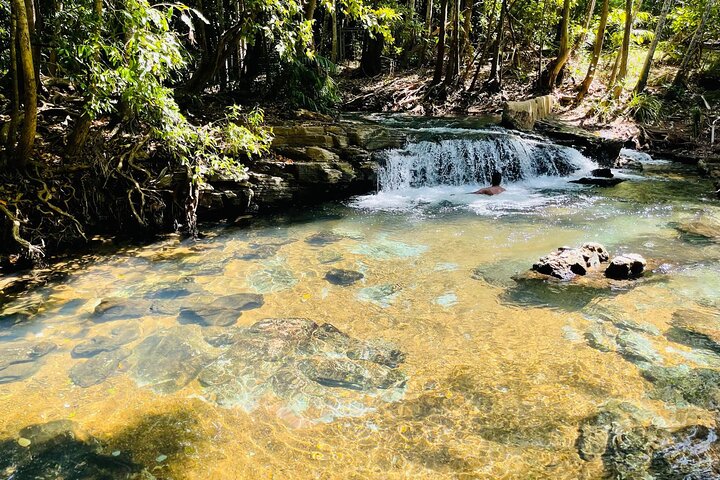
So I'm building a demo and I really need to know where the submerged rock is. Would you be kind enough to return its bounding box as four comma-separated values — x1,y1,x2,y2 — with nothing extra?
605,254,646,279
676,212,720,241
324,269,364,286
317,249,343,264
71,323,141,358
577,402,720,479
616,330,662,365
667,308,720,353
199,318,406,420
0,341,56,384
246,261,298,293
0,420,154,479
356,284,400,308
569,177,625,187
305,232,344,246
129,326,212,393
178,293,264,327
641,365,720,409
92,298,149,322
69,349,131,388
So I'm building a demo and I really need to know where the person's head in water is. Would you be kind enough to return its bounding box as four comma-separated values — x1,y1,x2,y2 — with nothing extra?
491,172,502,187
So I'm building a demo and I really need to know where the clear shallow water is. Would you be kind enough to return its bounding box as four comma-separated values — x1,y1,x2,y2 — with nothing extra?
2,127,720,478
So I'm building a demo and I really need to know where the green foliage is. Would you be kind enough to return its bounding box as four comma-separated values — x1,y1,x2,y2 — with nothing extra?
55,0,186,122
279,55,340,112
626,92,662,123
53,0,272,179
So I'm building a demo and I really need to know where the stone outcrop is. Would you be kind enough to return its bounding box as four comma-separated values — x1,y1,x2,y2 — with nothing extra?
536,120,624,167
605,254,647,279
196,121,405,220
501,95,556,131
532,243,610,280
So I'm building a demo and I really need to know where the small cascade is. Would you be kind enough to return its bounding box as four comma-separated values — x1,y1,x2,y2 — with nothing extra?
377,132,595,190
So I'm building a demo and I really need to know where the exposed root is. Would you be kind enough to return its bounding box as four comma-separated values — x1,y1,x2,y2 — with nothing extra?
0,202,45,262
31,169,87,240
115,135,152,226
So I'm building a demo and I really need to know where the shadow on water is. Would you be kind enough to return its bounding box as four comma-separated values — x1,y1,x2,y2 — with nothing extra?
0,410,201,480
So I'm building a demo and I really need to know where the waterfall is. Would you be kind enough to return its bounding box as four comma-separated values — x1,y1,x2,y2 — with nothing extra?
377,132,595,191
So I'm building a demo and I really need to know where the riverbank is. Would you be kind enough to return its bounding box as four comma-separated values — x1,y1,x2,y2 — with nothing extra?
2,86,717,284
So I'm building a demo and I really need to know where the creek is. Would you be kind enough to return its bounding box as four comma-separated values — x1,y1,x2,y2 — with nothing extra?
1,116,720,479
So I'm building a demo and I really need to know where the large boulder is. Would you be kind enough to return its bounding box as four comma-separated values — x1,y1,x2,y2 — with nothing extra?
605,254,647,279
532,243,609,280
501,95,555,131
676,211,720,241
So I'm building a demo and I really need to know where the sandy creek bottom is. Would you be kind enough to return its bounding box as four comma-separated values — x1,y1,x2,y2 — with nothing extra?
1,160,720,479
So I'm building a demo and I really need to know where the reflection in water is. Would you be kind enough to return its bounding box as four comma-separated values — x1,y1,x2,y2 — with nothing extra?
2,141,720,478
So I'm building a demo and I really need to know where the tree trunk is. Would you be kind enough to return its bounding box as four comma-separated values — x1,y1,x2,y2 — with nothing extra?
331,0,338,62
23,0,40,89
425,0,434,34
432,0,448,84
571,0,596,54
48,0,61,77
542,0,571,91
634,0,672,94
444,0,460,84
612,0,633,97
6,5,20,155
576,0,609,101
486,0,507,92
10,0,37,168
673,0,715,87
305,0,317,21
461,0,472,58
360,32,384,76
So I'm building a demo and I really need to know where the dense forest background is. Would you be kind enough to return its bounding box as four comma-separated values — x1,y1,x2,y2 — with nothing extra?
0,0,719,266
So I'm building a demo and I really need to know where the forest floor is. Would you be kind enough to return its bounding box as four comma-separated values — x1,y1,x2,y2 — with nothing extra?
339,60,720,164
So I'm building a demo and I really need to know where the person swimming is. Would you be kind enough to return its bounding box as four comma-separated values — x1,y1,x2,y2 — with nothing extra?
471,171,506,195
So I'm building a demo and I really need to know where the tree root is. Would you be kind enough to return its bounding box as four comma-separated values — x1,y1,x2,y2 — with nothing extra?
0,201,45,262
31,169,87,240
115,135,151,226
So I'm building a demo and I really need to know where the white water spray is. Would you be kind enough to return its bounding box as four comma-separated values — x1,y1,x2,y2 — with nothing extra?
377,133,595,191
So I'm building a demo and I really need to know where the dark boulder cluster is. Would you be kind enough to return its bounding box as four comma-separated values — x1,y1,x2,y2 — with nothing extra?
531,243,646,281
577,402,720,479
569,168,625,187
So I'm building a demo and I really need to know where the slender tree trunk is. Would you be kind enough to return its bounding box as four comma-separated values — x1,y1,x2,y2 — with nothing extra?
634,0,672,94
425,0,434,34
542,0,571,91
331,0,338,62
577,0,609,101
6,6,21,154
432,0,448,84
66,0,103,157
23,0,40,88
612,0,633,97
571,0,596,54
444,0,460,83
48,0,61,77
305,0,317,20
461,0,472,58
486,0,507,91
673,0,715,86
10,0,37,168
